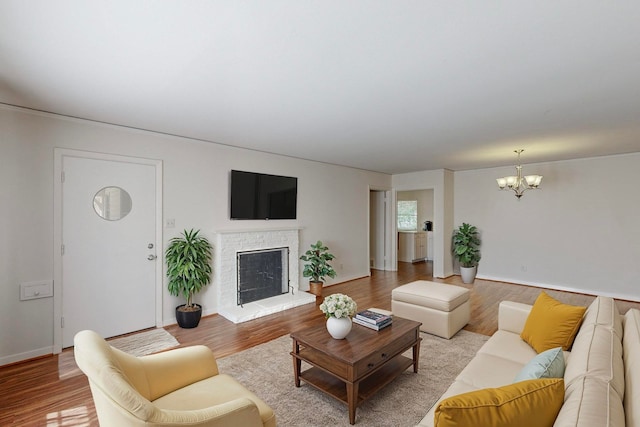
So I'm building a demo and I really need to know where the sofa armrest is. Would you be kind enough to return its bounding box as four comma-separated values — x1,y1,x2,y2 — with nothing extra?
139,345,220,400
498,301,533,335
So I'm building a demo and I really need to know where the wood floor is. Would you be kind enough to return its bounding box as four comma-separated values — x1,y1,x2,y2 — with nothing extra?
2,262,639,426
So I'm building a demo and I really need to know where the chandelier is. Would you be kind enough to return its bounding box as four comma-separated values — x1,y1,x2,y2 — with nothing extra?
496,149,543,199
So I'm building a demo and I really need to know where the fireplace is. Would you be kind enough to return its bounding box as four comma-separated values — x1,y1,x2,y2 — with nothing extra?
214,228,315,323
237,247,289,305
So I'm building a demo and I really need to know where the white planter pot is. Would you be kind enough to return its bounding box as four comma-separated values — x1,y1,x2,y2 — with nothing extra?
460,266,477,284
326,316,353,339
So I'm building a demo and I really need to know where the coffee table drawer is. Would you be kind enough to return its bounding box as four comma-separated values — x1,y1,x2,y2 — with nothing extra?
354,330,416,377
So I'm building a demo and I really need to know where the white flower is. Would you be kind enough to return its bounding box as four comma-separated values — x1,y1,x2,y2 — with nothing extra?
320,293,357,319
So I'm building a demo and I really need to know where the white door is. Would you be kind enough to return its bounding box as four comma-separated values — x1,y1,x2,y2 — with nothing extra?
61,155,157,348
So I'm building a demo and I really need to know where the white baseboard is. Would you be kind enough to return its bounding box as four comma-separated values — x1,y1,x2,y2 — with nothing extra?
476,274,640,303
0,346,52,367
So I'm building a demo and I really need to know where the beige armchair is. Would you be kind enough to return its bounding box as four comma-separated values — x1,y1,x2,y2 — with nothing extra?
74,330,276,427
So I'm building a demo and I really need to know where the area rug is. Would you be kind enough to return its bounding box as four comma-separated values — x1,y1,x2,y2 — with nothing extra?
107,328,179,356
217,329,489,427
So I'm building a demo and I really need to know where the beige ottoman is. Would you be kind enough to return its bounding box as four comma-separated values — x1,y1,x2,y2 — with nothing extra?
391,280,470,339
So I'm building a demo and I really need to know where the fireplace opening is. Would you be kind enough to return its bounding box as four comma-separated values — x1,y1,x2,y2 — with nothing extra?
237,247,289,305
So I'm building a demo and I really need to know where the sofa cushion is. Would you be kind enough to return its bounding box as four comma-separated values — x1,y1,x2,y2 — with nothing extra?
581,296,623,337
564,324,625,399
153,373,276,427
553,376,625,427
477,330,538,364
455,353,526,390
623,309,640,427
433,379,564,427
514,347,565,382
553,296,625,427
520,292,586,353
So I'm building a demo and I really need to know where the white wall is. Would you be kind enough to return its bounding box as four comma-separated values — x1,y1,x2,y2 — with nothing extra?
0,106,390,364
4,102,638,364
454,154,640,301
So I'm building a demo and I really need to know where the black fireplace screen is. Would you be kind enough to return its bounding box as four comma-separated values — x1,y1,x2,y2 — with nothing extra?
237,247,289,305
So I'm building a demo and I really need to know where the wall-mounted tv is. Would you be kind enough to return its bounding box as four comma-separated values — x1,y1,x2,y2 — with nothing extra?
230,170,298,220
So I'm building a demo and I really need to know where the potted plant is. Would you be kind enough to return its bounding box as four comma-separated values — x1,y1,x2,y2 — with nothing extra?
166,229,213,328
452,223,481,284
300,240,337,296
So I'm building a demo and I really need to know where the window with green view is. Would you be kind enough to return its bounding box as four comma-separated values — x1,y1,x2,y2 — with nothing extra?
397,200,418,231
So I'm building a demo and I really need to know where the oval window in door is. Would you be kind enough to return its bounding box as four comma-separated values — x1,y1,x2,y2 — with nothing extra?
93,186,133,221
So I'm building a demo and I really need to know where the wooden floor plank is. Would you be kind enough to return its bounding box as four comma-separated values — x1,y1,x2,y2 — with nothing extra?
1,261,638,426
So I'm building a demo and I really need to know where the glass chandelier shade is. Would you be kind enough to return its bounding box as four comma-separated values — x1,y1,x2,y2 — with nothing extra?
496,149,543,199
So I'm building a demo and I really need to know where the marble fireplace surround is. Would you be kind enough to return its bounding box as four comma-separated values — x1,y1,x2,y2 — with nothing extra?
214,228,315,323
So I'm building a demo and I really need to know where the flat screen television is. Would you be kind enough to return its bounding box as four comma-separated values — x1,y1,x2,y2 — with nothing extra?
230,170,298,220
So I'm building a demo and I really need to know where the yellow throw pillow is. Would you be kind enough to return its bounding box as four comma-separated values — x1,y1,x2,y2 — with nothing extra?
434,379,564,427
520,292,586,353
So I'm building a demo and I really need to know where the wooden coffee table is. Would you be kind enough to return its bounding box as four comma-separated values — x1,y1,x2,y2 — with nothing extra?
290,316,422,424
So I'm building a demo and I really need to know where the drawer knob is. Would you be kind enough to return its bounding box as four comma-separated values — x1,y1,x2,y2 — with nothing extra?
368,363,374,369
381,353,387,358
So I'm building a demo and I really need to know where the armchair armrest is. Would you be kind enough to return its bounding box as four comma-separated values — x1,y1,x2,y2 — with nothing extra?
139,345,219,401
153,397,264,427
498,301,533,335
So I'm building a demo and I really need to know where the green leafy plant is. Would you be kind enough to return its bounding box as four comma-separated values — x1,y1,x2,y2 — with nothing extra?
300,240,337,283
452,223,481,268
165,229,213,310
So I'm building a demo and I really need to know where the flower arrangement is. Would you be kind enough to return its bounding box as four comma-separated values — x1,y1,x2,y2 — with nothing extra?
319,293,357,319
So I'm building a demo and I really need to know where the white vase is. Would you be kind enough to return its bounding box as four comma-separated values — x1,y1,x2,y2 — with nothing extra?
460,266,477,284
326,316,352,339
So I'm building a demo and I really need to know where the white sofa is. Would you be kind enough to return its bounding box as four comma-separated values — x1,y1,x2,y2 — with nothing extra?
419,295,640,427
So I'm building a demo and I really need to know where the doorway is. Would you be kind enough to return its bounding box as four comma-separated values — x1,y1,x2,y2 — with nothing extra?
369,189,394,271
396,189,435,272
53,149,163,351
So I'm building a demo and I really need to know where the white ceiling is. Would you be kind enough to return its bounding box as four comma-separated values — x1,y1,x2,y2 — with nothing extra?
2,1,640,174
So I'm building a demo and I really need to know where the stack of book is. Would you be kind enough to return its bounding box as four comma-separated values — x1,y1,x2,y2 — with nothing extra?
353,309,392,331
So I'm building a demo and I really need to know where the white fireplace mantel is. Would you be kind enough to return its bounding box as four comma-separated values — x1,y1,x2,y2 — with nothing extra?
214,226,304,235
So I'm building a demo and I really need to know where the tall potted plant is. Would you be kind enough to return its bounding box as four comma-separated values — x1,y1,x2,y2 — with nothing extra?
166,229,213,328
300,240,337,296
452,223,481,284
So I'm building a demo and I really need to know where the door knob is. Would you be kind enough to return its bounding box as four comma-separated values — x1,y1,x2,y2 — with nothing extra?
147,254,157,260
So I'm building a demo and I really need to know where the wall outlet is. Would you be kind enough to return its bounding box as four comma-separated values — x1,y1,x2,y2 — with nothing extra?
165,218,175,228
